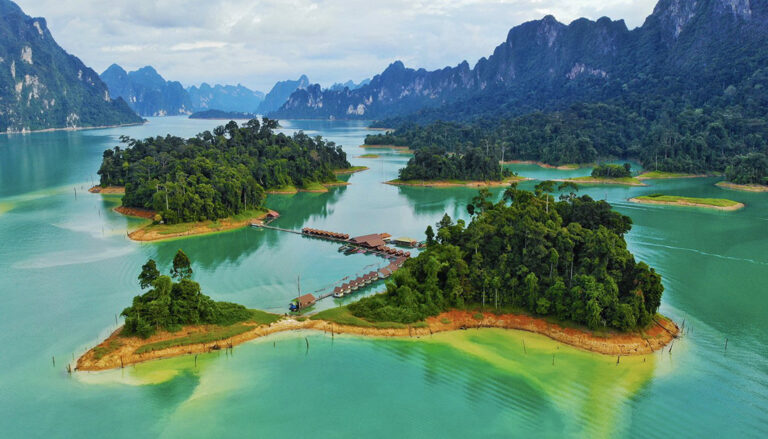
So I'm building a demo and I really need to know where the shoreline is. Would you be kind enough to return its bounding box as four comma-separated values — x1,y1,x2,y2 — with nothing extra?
386,177,531,188
629,197,744,211
88,186,125,195
76,310,679,372
637,171,711,180
552,177,646,187
125,210,273,241
501,160,587,170
333,166,369,175
716,181,768,192
359,144,413,154
1,121,146,136
266,182,349,194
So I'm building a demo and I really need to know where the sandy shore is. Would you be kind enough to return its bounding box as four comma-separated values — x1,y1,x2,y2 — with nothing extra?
636,172,711,180
386,177,530,188
716,181,768,192
629,197,744,211
88,186,126,194
76,310,678,371
125,210,273,241
333,166,369,175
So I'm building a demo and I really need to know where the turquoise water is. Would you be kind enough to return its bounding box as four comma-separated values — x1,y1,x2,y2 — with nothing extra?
0,117,766,437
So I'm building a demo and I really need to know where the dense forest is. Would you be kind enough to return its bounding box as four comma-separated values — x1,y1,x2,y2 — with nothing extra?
592,164,632,179
397,147,511,181
122,250,252,338
350,184,663,331
98,118,351,224
366,92,768,181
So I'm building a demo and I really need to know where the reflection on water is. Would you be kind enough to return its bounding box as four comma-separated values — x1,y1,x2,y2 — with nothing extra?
1,117,767,437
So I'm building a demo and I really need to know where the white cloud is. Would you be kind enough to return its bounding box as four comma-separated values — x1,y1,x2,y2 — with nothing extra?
17,0,658,91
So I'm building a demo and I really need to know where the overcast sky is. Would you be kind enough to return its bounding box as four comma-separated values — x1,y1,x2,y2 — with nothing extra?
18,0,658,92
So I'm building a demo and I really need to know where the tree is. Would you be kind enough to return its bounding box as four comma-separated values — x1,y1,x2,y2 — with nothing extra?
425,225,435,245
171,249,193,280
138,259,160,289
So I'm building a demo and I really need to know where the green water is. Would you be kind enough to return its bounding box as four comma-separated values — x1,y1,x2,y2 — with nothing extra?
1,117,766,437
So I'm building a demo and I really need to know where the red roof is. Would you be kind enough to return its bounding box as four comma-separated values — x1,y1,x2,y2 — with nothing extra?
295,293,316,308
351,234,387,248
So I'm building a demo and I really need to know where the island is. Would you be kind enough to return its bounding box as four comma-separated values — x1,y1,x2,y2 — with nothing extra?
386,146,529,187
188,109,259,120
636,171,711,180
554,163,645,186
93,118,354,241
630,194,744,210
78,188,678,371
716,152,768,192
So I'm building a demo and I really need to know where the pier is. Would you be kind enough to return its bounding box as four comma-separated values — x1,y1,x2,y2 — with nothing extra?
250,222,413,307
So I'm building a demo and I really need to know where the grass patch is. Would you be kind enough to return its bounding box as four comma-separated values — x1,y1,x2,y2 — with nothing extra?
140,209,268,235
473,312,485,321
93,339,123,360
440,318,451,325
310,306,408,329
569,176,643,185
359,154,380,158
268,184,298,194
245,309,282,325
333,166,369,175
637,171,699,179
135,324,253,355
635,194,741,208
301,181,328,192
411,322,429,328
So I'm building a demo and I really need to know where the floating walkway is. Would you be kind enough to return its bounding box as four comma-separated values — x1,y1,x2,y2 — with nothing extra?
250,222,413,307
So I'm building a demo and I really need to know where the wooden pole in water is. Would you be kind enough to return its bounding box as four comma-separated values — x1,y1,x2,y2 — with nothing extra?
552,354,555,366
52,356,55,366
120,356,124,369
724,338,728,353
195,354,198,367
616,355,620,365
305,337,309,355
522,339,527,354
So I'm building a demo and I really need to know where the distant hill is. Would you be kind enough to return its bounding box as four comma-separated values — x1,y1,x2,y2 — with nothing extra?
328,78,370,91
256,74,310,114
271,0,768,124
187,83,264,113
0,0,141,133
188,109,257,120
100,64,192,117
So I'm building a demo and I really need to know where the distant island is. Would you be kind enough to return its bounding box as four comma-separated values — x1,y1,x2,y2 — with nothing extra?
386,146,529,187
718,152,768,192
551,163,646,186
630,194,744,211
93,117,354,241
78,187,678,371
189,109,259,120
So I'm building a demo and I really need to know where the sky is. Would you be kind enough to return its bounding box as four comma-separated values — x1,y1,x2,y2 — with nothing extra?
18,0,658,92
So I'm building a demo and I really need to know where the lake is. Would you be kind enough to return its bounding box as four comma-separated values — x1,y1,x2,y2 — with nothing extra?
0,117,766,437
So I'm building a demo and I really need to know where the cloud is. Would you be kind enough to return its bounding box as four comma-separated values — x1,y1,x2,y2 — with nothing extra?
18,0,658,91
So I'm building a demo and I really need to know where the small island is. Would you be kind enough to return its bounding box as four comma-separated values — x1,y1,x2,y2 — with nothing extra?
78,187,678,371
716,152,768,191
555,163,645,186
386,146,529,187
189,109,259,120
636,171,711,180
630,194,744,210
94,118,355,241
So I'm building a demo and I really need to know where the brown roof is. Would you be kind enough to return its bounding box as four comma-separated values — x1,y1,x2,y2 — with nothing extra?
351,234,386,248
295,293,316,308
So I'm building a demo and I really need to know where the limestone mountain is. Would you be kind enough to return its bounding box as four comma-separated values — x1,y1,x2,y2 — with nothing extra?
271,0,768,123
100,64,192,117
0,0,141,133
187,83,264,113
256,74,310,114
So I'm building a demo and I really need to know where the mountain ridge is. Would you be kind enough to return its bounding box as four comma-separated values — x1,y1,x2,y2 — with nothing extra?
0,0,142,133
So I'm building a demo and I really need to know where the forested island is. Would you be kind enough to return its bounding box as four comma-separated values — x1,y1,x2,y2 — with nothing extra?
189,110,259,120
96,118,352,232
350,184,664,332
79,199,678,371
387,146,524,187
365,99,768,186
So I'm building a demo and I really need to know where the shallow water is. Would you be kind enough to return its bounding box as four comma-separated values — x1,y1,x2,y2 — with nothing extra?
0,117,766,437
